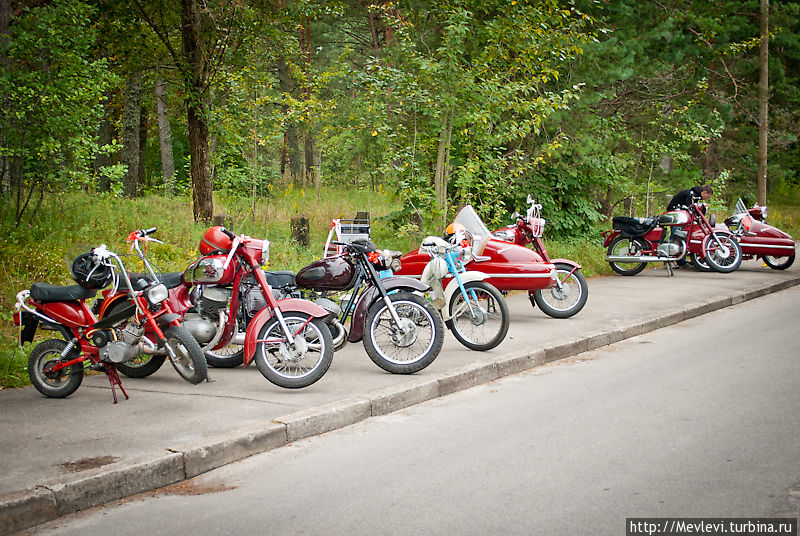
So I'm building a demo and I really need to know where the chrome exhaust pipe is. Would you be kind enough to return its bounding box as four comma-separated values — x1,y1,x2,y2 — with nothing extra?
329,318,347,350
138,336,165,355
606,255,677,263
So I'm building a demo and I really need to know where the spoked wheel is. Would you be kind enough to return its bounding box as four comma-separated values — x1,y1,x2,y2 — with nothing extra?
254,312,333,389
702,232,742,273
27,339,84,398
607,236,648,276
763,254,795,270
689,253,712,272
205,345,244,368
364,292,445,374
163,326,208,384
446,281,509,351
532,263,588,318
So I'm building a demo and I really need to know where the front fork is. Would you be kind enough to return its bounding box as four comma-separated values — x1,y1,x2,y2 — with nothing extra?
364,257,407,332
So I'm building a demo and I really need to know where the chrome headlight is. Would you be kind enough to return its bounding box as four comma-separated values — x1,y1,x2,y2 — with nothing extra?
146,283,169,305
389,257,402,272
261,239,271,266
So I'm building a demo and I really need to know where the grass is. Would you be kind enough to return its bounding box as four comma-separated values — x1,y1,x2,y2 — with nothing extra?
2,186,797,388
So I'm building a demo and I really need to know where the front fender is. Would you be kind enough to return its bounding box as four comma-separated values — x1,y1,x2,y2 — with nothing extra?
348,277,430,343
243,298,330,364
548,258,582,270
442,271,489,320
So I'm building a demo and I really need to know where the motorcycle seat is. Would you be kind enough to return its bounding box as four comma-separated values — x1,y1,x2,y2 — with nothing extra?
30,282,97,303
264,270,296,289
127,272,184,289
612,216,659,238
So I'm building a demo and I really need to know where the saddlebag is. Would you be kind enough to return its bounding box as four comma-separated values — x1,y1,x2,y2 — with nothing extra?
612,216,659,238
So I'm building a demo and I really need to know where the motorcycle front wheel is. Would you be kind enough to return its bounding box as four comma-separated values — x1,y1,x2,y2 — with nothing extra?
532,263,588,318
763,254,795,270
607,236,649,276
446,281,509,351
103,301,167,378
163,326,208,384
254,313,333,389
702,232,742,273
364,292,444,374
27,339,84,398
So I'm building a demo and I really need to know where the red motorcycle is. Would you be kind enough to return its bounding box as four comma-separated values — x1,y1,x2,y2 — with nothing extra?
491,196,588,318
602,198,743,276
98,227,335,389
692,198,795,271
14,242,206,402
396,205,560,303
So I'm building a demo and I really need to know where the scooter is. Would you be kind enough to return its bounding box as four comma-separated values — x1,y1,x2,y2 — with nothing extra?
419,233,509,351
602,198,742,276
492,196,588,318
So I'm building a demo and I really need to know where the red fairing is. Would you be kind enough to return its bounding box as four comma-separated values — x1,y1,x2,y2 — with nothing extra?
396,239,556,292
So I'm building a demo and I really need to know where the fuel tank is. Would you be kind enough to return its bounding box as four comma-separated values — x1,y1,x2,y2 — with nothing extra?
396,239,557,292
295,255,357,291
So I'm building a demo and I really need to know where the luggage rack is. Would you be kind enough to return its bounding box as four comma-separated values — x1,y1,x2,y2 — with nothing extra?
324,211,370,257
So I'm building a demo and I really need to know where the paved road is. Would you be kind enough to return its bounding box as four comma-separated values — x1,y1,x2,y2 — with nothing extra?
22,285,800,536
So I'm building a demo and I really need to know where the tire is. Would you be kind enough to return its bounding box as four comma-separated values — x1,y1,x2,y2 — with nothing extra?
702,232,742,273
364,292,445,374
446,281,509,351
607,236,648,276
533,263,589,318
254,312,334,389
27,339,84,398
163,325,208,384
205,346,244,368
689,253,712,272
103,300,166,378
763,254,795,270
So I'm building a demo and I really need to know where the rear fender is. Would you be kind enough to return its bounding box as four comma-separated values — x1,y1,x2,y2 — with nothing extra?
348,277,429,343
15,310,40,345
243,298,330,364
601,230,618,248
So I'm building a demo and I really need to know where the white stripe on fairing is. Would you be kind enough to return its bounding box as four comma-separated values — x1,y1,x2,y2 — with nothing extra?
401,273,553,279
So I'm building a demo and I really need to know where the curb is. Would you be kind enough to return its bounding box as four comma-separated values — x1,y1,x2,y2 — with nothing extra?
2,275,799,535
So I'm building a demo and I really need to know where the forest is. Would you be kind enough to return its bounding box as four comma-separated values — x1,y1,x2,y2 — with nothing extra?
1,0,798,237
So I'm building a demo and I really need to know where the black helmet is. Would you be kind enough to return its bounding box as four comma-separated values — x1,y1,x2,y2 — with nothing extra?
71,252,113,289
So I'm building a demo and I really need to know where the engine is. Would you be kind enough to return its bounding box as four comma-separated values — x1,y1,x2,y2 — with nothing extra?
657,228,687,257
94,323,145,363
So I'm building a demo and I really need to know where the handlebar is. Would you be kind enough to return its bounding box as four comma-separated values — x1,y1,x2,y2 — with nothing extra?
221,227,236,240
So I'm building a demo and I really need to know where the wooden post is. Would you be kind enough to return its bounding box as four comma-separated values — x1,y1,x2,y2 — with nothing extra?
291,216,310,247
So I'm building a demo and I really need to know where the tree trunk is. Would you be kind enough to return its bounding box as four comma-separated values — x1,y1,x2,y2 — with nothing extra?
277,56,302,185
181,0,213,221
155,77,175,194
0,0,11,195
704,139,716,180
304,131,316,189
121,70,142,197
757,0,769,205
138,102,147,189
434,111,453,216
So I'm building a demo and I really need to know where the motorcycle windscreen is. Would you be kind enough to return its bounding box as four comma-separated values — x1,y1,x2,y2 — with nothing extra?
454,205,493,255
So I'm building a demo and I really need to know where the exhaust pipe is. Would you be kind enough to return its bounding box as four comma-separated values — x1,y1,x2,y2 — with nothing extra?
329,318,347,350
606,255,676,263
138,336,164,355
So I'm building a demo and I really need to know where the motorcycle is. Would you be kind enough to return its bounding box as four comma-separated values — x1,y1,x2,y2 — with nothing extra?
269,239,445,374
492,196,588,318
692,198,795,271
419,234,509,351
602,198,743,276
13,242,206,402
97,226,335,389
396,205,559,300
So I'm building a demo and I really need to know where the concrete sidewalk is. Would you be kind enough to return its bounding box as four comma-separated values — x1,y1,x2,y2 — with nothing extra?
2,258,799,535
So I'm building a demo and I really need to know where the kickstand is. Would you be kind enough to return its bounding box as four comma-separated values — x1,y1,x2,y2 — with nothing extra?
665,262,674,277
105,366,129,403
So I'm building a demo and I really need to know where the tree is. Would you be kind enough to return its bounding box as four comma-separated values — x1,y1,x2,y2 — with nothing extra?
757,0,768,205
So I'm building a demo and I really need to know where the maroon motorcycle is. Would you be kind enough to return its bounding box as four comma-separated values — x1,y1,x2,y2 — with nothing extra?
492,196,588,318
97,227,334,389
602,198,742,276
692,198,795,271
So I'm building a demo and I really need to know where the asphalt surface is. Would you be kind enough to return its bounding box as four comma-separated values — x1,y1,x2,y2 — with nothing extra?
1,257,799,535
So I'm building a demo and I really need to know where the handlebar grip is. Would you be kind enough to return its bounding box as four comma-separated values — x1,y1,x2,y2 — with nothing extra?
221,227,236,240
144,227,157,235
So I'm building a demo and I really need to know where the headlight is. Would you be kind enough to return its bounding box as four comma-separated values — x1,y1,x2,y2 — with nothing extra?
261,239,270,266
146,283,169,305
389,257,401,272
460,245,473,262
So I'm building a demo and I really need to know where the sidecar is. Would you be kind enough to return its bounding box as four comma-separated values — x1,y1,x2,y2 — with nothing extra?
725,199,795,267
395,206,558,291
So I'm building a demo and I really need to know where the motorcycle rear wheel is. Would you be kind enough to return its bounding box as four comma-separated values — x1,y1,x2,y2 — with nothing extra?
607,236,648,276
163,326,208,384
205,346,244,368
702,232,742,273
763,254,795,270
533,263,588,318
28,339,83,398
446,281,509,351
689,253,712,272
364,292,444,374
254,312,333,388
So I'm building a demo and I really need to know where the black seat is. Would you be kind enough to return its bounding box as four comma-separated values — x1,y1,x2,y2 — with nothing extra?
264,270,296,289
127,272,184,289
612,216,659,238
30,282,97,303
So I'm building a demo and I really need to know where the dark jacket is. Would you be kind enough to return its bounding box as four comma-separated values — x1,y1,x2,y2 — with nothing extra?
667,186,704,211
